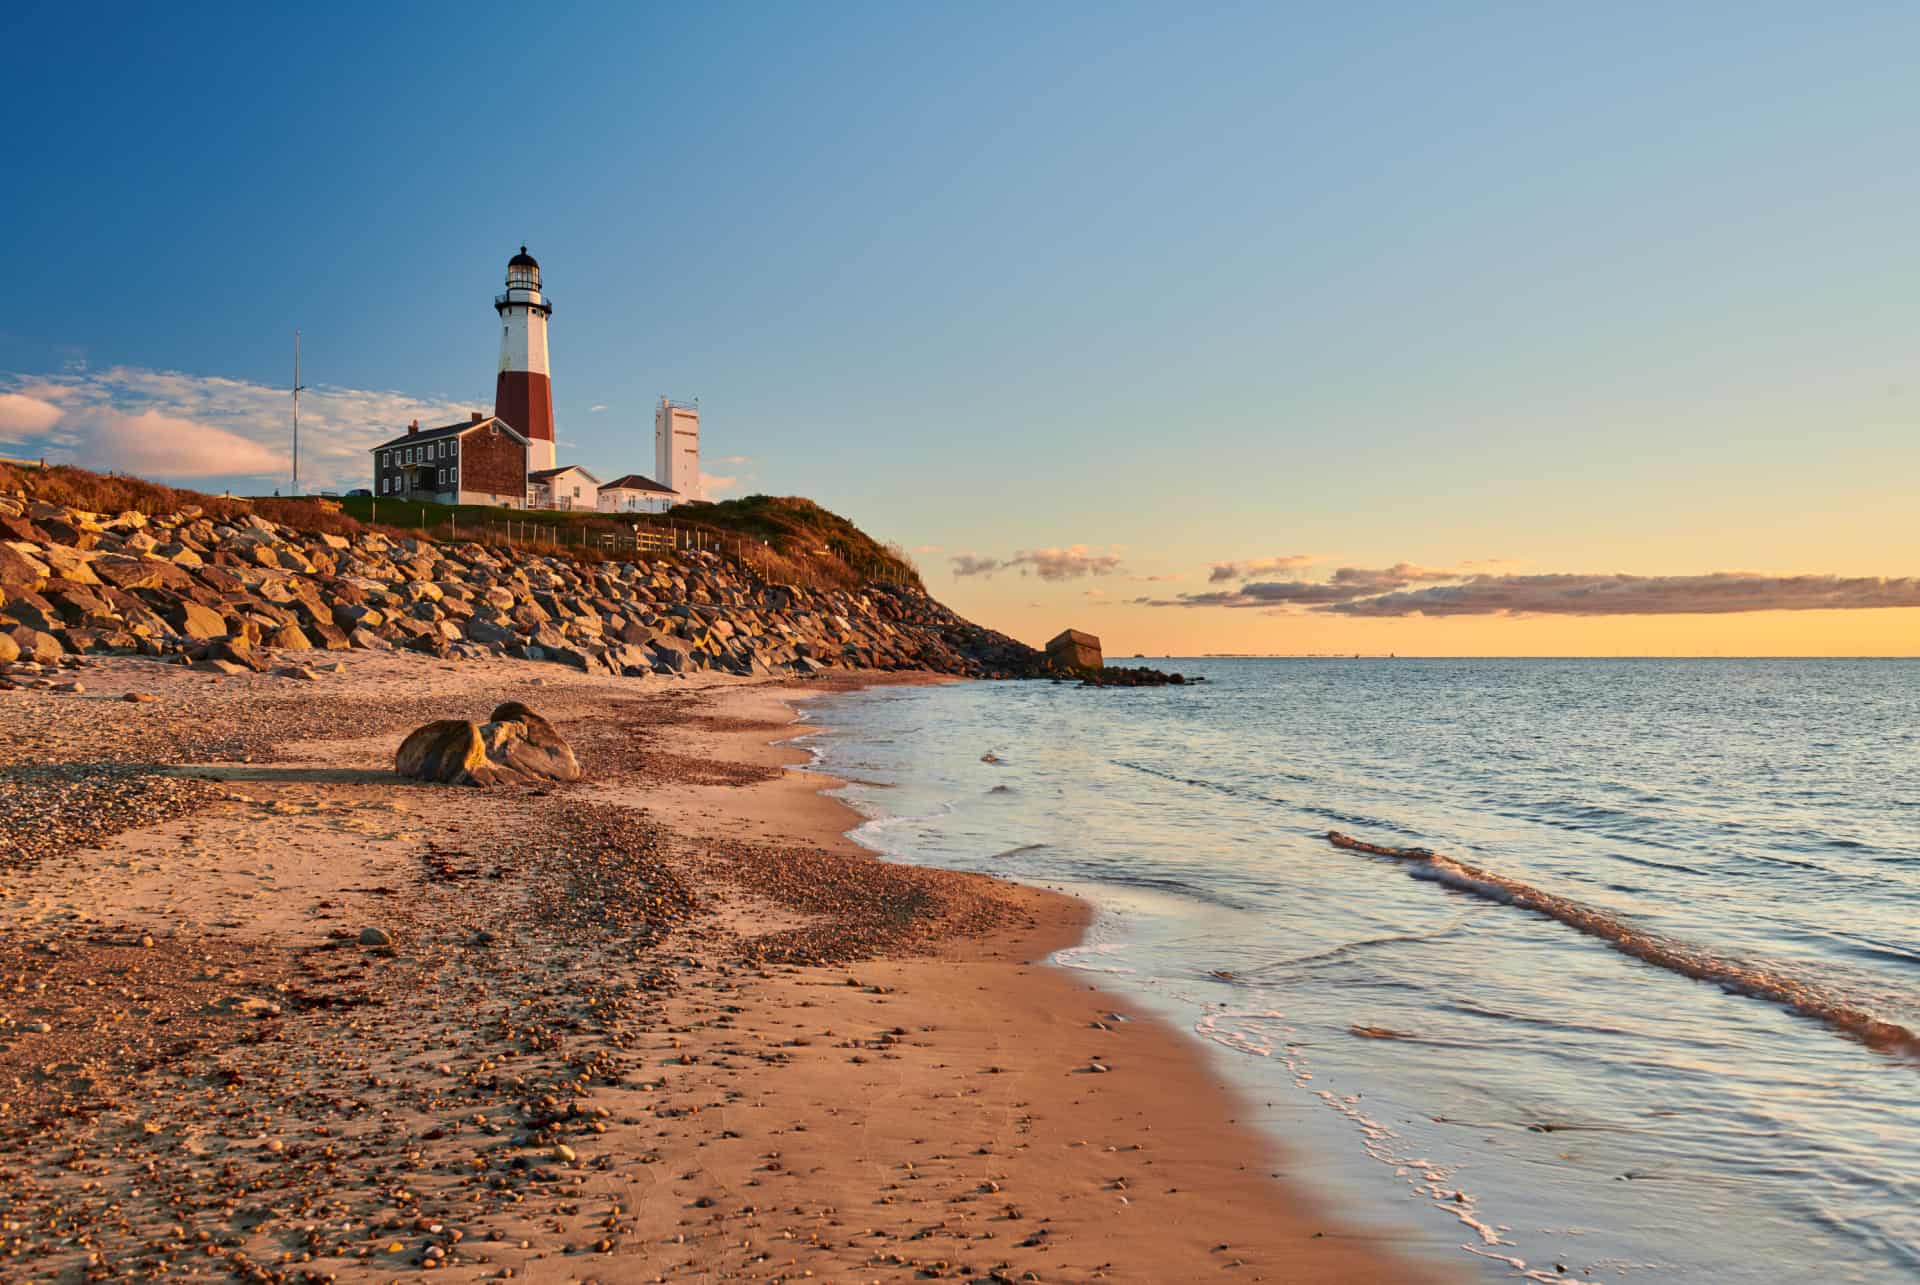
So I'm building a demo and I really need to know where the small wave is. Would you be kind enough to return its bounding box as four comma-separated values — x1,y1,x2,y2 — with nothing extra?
1092,871,1247,911
1326,832,1920,1055
853,800,956,834
986,842,1048,860
1052,943,1136,976
1235,916,1477,976
1195,1009,1287,1057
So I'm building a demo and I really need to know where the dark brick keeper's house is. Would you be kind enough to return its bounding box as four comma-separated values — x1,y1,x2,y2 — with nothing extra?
370,413,530,507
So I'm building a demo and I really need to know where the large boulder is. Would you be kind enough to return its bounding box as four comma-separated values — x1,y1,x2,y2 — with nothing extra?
36,544,98,585
395,720,503,786
8,626,64,664
483,701,582,782
395,705,579,787
0,545,48,592
168,600,227,640
464,616,518,647
1045,628,1103,672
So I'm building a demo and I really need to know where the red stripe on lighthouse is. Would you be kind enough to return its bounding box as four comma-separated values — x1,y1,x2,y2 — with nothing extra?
494,370,554,445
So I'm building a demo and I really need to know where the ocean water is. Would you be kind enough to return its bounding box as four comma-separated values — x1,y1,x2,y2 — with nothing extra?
794,659,1920,1282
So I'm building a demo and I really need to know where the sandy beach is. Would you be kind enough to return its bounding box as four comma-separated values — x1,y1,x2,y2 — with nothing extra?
0,652,1449,1282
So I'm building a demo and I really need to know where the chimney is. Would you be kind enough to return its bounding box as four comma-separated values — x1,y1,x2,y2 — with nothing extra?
407,418,419,434
471,410,484,423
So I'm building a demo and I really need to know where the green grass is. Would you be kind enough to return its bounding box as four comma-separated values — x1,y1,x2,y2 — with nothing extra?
335,496,584,532
326,493,921,588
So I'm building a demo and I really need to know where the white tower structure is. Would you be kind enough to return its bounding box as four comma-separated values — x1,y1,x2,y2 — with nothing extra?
494,247,556,473
654,397,700,502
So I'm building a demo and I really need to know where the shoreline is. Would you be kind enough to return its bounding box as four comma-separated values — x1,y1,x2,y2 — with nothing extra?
0,652,1453,1281
716,678,1462,1282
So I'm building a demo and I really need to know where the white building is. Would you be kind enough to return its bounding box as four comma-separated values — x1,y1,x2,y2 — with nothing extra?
494,248,557,473
527,464,600,511
598,473,679,514
654,397,700,502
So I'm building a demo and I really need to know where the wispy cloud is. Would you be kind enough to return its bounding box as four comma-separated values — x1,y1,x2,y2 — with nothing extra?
1149,563,1458,608
914,544,945,555
1143,563,1920,617
589,404,608,413
1206,554,1318,583
950,544,1124,581
1,365,488,488
950,553,1003,577
1329,573,1920,617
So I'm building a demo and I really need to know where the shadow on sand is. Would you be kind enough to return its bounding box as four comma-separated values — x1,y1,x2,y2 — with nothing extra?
160,765,399,786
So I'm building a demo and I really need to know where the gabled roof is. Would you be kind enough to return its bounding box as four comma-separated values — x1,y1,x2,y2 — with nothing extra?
528,465,602,484
371,416,527,451
599,473,676,494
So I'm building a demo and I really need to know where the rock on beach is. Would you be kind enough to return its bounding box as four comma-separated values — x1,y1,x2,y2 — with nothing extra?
396,704,582,787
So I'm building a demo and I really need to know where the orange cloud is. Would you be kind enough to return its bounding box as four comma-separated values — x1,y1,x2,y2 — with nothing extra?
0,392,63,441
83,408,285,478
952,544,1124,580
1206,554,1317,582
1143,566,1920,617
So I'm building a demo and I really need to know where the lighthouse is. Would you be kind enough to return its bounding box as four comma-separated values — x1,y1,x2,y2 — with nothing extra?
494,246,556,473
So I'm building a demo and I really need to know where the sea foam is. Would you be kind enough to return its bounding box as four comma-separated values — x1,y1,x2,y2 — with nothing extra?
1325,832,1919,1055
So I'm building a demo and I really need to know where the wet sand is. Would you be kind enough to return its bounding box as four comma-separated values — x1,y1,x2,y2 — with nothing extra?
0,651,1451,1281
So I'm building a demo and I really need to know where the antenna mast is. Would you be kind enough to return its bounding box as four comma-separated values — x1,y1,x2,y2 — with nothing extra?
291,330,307,495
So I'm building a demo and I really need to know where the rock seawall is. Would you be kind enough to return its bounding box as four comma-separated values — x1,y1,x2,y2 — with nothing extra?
0,495,1041,680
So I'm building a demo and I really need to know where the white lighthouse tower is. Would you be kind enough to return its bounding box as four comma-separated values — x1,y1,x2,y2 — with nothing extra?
654,396,701,502
494,246,556,473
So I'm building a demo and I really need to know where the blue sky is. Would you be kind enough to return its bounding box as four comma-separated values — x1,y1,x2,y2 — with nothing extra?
3,2,1918,652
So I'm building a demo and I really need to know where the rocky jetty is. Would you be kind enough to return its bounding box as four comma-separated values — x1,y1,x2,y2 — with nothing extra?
1075,663,1195,687
0,493,1042,681
1039,627,1191,686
